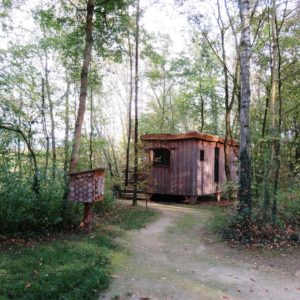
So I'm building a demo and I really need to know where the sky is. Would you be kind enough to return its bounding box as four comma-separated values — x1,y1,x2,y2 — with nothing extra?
142,0,188,54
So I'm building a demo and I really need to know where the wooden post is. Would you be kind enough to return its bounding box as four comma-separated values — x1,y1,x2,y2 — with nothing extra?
83,203,93,232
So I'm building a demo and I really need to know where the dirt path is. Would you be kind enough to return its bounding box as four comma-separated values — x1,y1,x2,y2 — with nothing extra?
100,202,300,300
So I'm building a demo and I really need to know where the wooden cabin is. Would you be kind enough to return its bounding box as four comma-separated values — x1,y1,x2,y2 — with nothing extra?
140,132,238,203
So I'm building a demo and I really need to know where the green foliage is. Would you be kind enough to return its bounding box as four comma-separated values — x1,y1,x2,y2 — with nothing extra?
0,231,114,300
0,169,80,234
277,187,300,227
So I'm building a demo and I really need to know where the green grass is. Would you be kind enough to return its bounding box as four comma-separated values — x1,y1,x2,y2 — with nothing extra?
205,207,228,233
117,205,159,230
0,204,159,300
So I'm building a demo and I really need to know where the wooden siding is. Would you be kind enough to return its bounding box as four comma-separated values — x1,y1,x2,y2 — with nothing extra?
143,134,239,197
146,139,198,196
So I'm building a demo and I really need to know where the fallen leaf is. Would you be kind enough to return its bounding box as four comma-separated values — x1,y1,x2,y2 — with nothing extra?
25,283,31,288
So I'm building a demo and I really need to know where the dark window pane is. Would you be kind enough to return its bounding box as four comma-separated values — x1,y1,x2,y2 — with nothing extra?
153,148,170,167
214,147,219,182
200,150,205,161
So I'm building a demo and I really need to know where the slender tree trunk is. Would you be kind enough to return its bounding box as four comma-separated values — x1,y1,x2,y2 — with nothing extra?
89,85,94,169
45,58,57,179
64,80,71,173
17,115,22,175
200,87,204,132
217,0,233,194
133,0,140,206
69,0,94,174
261,85,270,138
271,0,281,224
237,0,252,218
41,77,50,178
125,32,133,186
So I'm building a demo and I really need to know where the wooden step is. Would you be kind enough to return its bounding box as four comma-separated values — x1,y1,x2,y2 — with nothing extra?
119,192,147,200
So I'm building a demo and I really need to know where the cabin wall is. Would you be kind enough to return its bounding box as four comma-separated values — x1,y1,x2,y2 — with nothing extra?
144,139,238,197
196,141,238,195
145,139,198,196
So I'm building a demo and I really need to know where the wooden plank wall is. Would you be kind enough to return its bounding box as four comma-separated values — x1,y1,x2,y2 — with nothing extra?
147,139,198,196
145,139,238,197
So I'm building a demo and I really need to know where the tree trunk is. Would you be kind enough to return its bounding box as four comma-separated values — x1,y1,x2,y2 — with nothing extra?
125,31,133,186
89,85,94,169
41,77,50,178
237,0,252,218
217,0,234,197
45,57,56,179
64,80,71,173
69,0,94,174
133,0,140,206
271,0,282,224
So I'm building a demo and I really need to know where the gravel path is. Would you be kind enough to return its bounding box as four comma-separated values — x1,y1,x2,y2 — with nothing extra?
100,201,300,300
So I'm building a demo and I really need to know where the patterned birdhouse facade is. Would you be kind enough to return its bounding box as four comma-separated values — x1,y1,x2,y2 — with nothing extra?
68,168,105,203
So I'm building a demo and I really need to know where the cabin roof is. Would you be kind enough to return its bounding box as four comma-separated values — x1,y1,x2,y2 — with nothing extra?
69,168,106,176
140,131,238,146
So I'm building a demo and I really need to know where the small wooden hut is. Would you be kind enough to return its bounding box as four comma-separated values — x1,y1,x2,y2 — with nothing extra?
68,168,105,230
141,132,238,203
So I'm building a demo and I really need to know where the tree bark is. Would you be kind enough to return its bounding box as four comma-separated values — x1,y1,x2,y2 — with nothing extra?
238,0,252,218
64,79,71,173
45,59,56,179
41,77,50,178
133,0,140,206
69,0,94,174
89,85,94,169
125,31,133,186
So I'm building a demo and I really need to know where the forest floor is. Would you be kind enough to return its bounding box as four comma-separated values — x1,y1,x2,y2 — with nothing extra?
100,200,300,300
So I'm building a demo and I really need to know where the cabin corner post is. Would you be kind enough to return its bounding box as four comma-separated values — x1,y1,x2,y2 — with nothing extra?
215,184,222,202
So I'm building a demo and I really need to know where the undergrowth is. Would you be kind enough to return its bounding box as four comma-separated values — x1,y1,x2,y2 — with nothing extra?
220,187,300,248
0,198,159,300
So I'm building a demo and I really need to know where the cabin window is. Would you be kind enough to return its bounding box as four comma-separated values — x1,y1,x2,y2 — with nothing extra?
153,148,170,167
200,150,205,161
214,147,219,182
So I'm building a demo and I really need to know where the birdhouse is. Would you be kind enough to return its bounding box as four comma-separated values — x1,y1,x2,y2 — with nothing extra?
68,168,105,203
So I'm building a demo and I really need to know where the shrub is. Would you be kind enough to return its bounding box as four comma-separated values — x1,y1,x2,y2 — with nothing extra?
0,170,80,235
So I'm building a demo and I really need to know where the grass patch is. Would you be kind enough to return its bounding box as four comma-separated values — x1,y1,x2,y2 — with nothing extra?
206,207,228,234
0,202,160,300
0,230,115,300
117,205,159,230
167,213,198,235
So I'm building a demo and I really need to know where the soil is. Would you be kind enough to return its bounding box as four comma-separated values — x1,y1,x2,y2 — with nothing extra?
100,201,300,300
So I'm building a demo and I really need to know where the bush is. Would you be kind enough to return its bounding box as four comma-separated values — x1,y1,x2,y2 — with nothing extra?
0,170,80,235
222,186,300,246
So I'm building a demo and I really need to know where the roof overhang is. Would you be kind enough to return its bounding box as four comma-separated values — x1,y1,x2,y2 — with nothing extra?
140,131,239,146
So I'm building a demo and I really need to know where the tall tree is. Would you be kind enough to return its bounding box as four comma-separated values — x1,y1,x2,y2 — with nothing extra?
237,0,252,218
69,0,94,173
132,0,140,206
125,30,134,187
